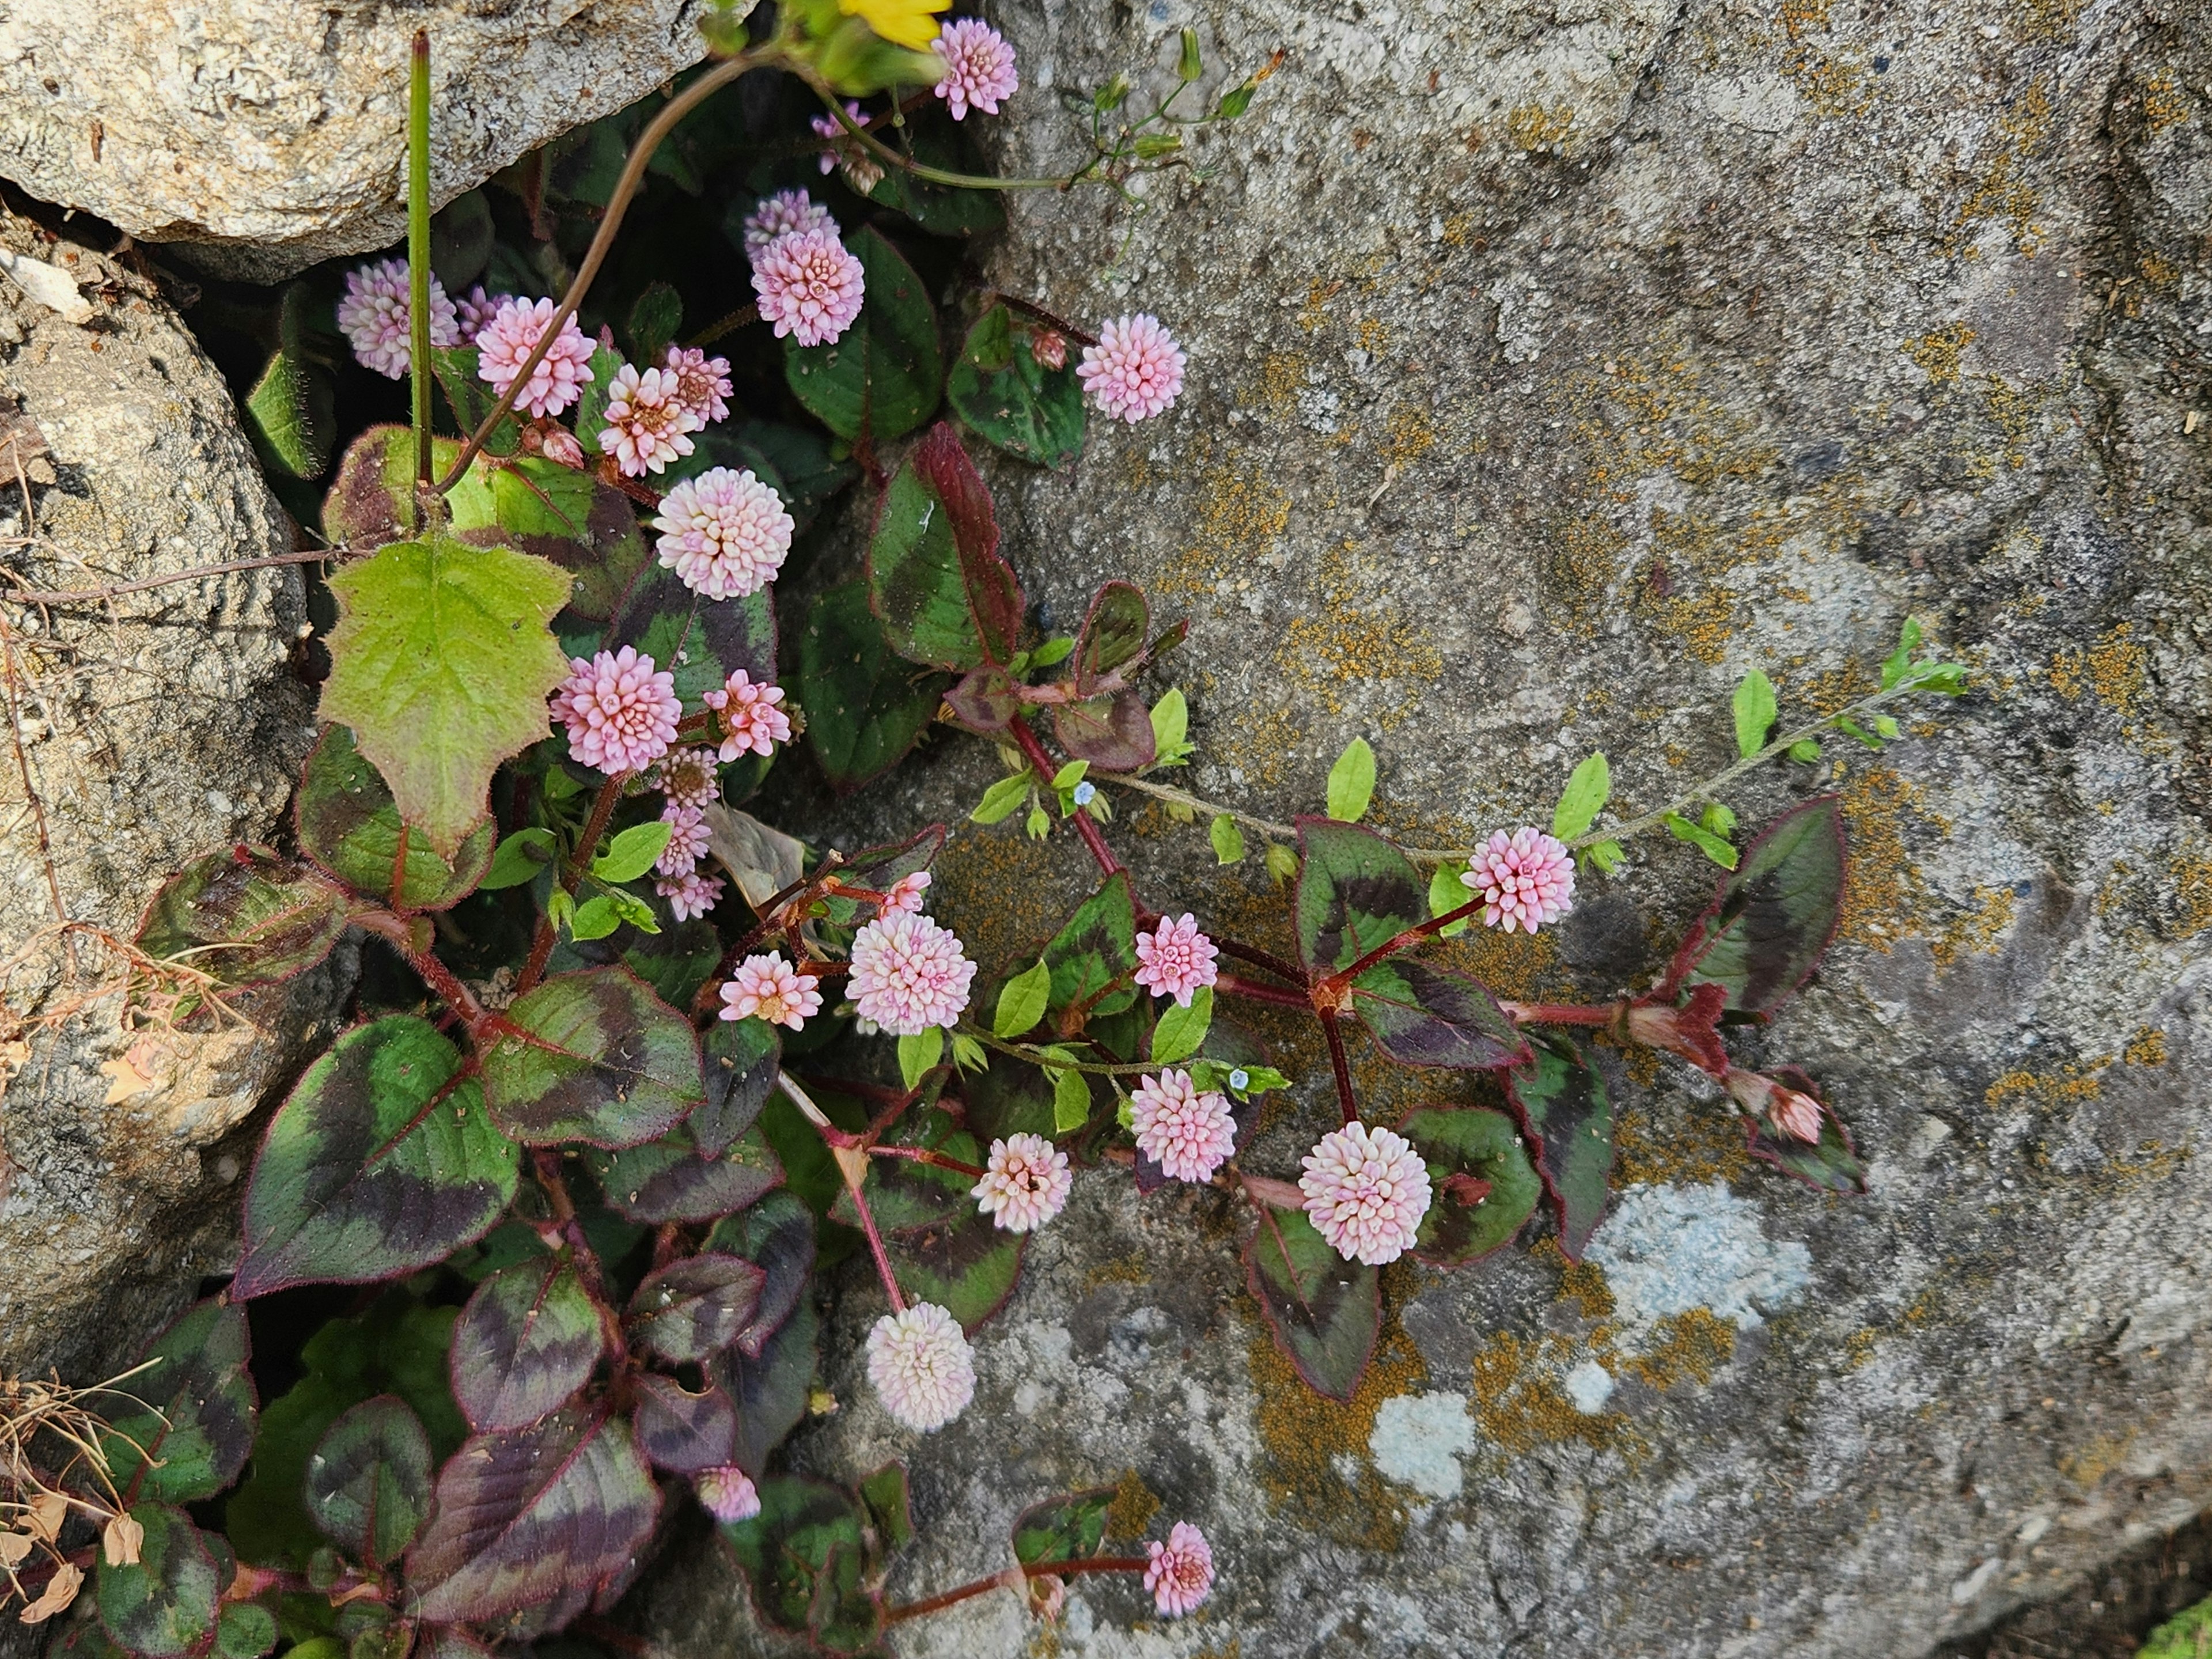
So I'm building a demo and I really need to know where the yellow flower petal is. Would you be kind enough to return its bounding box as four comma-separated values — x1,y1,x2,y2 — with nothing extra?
837,0,948,50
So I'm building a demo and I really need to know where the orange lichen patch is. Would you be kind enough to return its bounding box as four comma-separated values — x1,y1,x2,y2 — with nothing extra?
1356,317,1390,357
1612,1103,1755,1188
931,826,1078,971
1553,1252,1618,1324
1802,657,1878,717
1619,1309,1737,1392
1838,765,1941,950
2061,1427,2139,1488
1902,323,1975,385
1248,1322,1426,1551
1931,885,2018,969
1469,1330,1621,1455
1157,454,1291,603
2173,853,2212,937
2049,626,2149,718
1381,407,1435,468
1430,925,1561,1003
1544,512,1628,621
2101,1141,2190,1184
2141,70,2192,133
1104,1468,1161,1542
1505,102,1575,150
1950,78,2054,254
1277,610,1444,728
1256,350,1306,414
2123,1026,2169,1068
1647,586,1741,665
1084,1253,1153,1293
1985,1065,2103,1108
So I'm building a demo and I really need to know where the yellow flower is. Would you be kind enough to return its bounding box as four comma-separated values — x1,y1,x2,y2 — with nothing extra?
836,0,947,50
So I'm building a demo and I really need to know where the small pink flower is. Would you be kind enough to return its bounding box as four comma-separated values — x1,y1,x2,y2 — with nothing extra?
972,1132,1071,1232
865,1301,974,1431
810,103,884,192
528,421,586,468
848,911,976,1036
741,188,835,259
1031,329,1067,371
662,345,734,427
719,952,823,1031
598,362,699,478
656,802,713,877
337,258,459,379
653,468,794,600
931,19,1018,120
1300,1122,1431,1266
551,646,680,775
657,869,725,922
1460,827,1575,934
702,669,793,762
695,1465,761,1524
1078,313,1186,423
1133,912,1219,1007
752,228,868,348
1129,1070,1235,1184
1770,1084,1824,1144
1143,1522,1214,1616
1025,1573,1067,1622
881,871,930,915
656,747,722,810
476,296,597,419
455,285,509,342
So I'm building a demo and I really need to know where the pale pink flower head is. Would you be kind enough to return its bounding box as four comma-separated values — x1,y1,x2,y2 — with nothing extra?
527,419,586,469
476,296,597,418
865,1302,974,1432
1078,313,1186,423
656,747,722,810
972,1132,1071,1232
695,1465,761,1524
662,345,734,427
656,801,713,878
1133,912,1219,1007
1770,1084,1824,1144
455,285,509,341
551,646,680,775
810,103,884,192
337,258,460,379
849,911,976,1036
719,952,823,1031
653,468,794,601
1300,1122,1431,1267
753,228,868,348
1031,329,1067,372
881,870,930,915
701,669,793,762
1460,826,1575,934
931,19,1018,120
1128,1070,1235,1184
1143,1522,1214,1617
742,188,835,259
657,869,725,922
599,362,699,478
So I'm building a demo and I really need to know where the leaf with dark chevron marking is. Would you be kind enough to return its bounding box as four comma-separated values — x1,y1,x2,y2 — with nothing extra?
1294,819,1425,974
1505,1034,1616,1260
627,1254,765,1363
694,1015,779,1158
479,966,704,1147
1349,959,1530,1070
586,1123,782,1224
302,1395,433,1565
101,1298,256,1504
632,1373,737,1473
1243,1201,1378,1402
1668,796,1847,1015
450,1255,604,1432
1396,1105,1542,1267
706,1190,815,1357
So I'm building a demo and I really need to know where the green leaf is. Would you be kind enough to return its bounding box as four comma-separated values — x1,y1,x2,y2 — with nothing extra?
972,775,1029,824
428,347,517,455
213,1601,276,1659
96,1506,220,1658
479,827,558,890
1264,841,1299,884
317,533,571,858
1669,796,1847,1013
1051,760,1090,791
136,846,352,992
1349,959,1529,1070
885,1208,1022,1332
1397,1105,1542,1267
1243,1205,1378,1402
1071,582,1151,695
1012,1488,1112,1567
295,725,494,911
695,1013,782,1160
450,1255,604,1433
1293,820,1423,972
1787,738,1822,763
569,341,628,451
1053,688,1157,771
2136,1592,2212,1658
1834,715,1883,750
714,1294,818,1474
1325,736,1376,821
302,1397,433,1566
593,820,673,884
1874,715,1902,740
1025,802,1050,839
865,115,1007,236
1584,839,1626,874
1152,688,1193,764
628,1254,766,1363
1551,751,1611,840
568,895,623,941
1664,810,1739,869
625,281,684,363
1041,874,1139,1022
867,422,1021,671
1178,25,1203,78
244,285,334,480
945,304,1085,469
1149,984,1213,1065
785,226,942,442
1733,669,1778,759
479,966,705,1147
1210,812,1245,864
798,581,948,792
590,1123,783,1225
1505,1035,1615,1259
829,1108,978,1235
233,1017,518,1298
1880,616,1923,690
858,1464,914,1555
994,959,1052,1037
100,1300,256,1505
705,1188,816,1357
722,1478,877,1651
1702,801,1738,837
1051,1068,1091,1132
897,1028,944,1090
1428,861,1472,938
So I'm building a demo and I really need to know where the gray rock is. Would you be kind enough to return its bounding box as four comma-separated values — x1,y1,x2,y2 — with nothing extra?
642,0,2212,1652
0,0,710,282
0,221,346,1381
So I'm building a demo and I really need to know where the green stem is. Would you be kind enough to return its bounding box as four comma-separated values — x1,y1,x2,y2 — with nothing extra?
814,88,1093,192
407,30,433,516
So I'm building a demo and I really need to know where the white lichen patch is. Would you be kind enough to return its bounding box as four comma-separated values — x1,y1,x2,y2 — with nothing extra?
1563,1360,1616,1415
1368,1391,1475,1498
1586,1182,1812,1329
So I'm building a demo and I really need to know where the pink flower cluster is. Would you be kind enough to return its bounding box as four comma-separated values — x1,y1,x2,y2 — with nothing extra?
655,802,713,878
1143,1522,1215,1616
847,912,975,1036
702,669,791,762
810,103,884,192
1460,827,1575,933
972,1133,1071,1232
719,952,822,1031
598,362,698,478
551,646,680,775
1078,313,1185,423
932,20,1018,120
657,870,725,921
741,188,834,258
752,226,866,348
653,468,794,600
663,346,734,425
338,259,459,379
475,296,597,419
1300,1122,1431,1266
694,1465,761,1524
865,1301,974,1431
1129,1070,1235,1184
881,871,930,915
1134,912,1218,1007
455,285,507,340
656,747,721,810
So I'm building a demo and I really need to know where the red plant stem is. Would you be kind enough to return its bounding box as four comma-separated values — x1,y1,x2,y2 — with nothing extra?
518,770,628,996
884,1558,1153,1624
1498,1001,1617,1028
1008,717,1120,877
778,1073,904,1312
1214,971,1312,1012
533,1150,627,1362
354,908,486,1030
1213,935,1307,987
868,1143,987,1180
1325,893,1487,989
1321,1016,1361,1125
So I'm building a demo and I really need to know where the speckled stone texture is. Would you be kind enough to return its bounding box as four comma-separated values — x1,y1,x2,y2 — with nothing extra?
639,0,2211,1652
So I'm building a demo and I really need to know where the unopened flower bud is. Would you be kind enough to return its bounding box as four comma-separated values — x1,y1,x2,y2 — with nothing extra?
1032,329,1068,370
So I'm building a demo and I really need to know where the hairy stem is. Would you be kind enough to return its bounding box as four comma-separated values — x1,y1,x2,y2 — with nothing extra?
1009,718,1121,876
777,1071,903,1312
1320,1017,1360,1125
407,31,434,512
868,1143,986,1180
884,1557,1155,1624
813,90,1089,192
1214,971,1312,1011
0,550,339,609
517,770,628,996
354,908,487,1029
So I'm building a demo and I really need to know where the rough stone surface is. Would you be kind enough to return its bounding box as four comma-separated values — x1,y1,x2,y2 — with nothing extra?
0,1,711,281
642,0,2212,1652
0,220,346,1383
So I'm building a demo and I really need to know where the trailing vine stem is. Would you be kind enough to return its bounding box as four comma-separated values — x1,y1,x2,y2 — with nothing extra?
883,1556,1158,1623
516,769,630,996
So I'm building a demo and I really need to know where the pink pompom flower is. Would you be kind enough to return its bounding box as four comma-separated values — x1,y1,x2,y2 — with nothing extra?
810,103,884,192
1727,1067,1826,1145
1129,1069,1236,1184
476,296,597,419
702,669,793,762
1300,1122,1431,1266
454,285,509,342
1133,912,1219,1007
694,1465,760,1524
741,188,835,259
972,1133,1071,1232
1460,827,1575,934
598,362,699,478
551,646,680,775
653,468,794,601
662,345,734,427
1031,329,1067,371
880,871,930,915
931,19,1018,120
656,802,713,878
657,869,725,922
1077,313,1186,423
655,747,722,810
719,953,823,1031
865,1302,974,1431
752,227,866,347
1143,1522,1215,1616
337,258,459,379
848,911,976,1036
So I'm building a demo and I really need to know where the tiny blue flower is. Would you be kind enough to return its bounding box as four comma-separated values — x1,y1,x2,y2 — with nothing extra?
1228,1068,1250,1092
1072,781,1097,806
